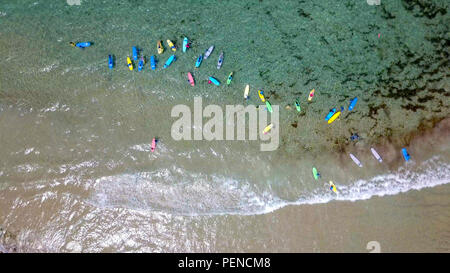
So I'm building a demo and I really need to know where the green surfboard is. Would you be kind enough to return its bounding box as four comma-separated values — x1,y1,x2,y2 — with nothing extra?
265,100,273,113
312,167,319,180
295,99,301,112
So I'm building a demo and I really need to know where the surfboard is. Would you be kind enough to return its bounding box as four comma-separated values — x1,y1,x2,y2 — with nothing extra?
108,55,114,69
150,55,156,70
132,46,138,60
325,108,337,121
163,55,176,68
157,40,164,54
127,56,134,71
402,148,410,161
195,54,203,68
167,40,176,51
349,97,358,111
312,167,319,180
329,181,338,194
350,153,363,167
370,148,383,163
151,138,156,152
244,85,250,99
204,45,214,59
295,99,301,112
258,90,265,102
308,89,315,101
265,101,272,113
182,37,188,53
138,56,144,71
217,52,224,69
227,72,233,85
208,76,220,86
263,123,273,134
327,111,341,124
187,72,195,87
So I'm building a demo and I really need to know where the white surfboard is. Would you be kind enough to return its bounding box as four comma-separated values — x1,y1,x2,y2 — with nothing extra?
349,153,363,167
244,84,249,99
204,45,214,59
370,148,383,163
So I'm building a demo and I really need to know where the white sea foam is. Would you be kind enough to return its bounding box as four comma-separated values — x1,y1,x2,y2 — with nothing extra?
39,63,58,73
40,102,70,113
88,155,450,216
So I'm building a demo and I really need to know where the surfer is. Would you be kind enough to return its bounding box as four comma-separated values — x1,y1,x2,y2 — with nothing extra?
151,138,158,152
350,133,360,141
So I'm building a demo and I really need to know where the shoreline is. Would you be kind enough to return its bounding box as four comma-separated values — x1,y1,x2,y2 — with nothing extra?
341,116,449,158
1,116,448,252
1,183,449,253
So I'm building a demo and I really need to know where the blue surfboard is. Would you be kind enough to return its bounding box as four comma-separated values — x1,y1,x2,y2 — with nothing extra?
195,54,203,68
402,148,410,161
349,97,358,111
183,37,188,53
132,46,138,60
325,108,337,121
108,55,114,69
150,55,156,70
163,55,176,68
76,42,91,48
208,76,220,86
138,57,144,71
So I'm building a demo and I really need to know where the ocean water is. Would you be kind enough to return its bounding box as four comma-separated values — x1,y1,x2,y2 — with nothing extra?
0,0,449,252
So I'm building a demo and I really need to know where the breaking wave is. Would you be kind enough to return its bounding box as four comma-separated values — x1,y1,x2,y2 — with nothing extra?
89,155,450,216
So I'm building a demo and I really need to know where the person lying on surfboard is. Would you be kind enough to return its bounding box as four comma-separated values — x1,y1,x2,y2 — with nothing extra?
151,138,157,152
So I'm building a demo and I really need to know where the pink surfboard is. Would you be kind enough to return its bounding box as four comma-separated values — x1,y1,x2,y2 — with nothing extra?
187,72,195,87
151,138,156,152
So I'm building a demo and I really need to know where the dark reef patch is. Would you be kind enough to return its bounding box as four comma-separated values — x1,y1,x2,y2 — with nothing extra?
297,8,312,20
367,103,388,119
417,95,435,103
401,103,426,112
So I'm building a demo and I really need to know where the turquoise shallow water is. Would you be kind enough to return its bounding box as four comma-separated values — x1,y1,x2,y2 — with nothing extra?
1,0,448,151
0,0,449,252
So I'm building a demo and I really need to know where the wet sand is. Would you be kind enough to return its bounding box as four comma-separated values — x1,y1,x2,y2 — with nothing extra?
221,183,450,252
1,182,448,253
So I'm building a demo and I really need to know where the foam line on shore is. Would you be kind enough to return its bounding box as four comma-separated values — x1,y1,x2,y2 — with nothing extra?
87,155,450,216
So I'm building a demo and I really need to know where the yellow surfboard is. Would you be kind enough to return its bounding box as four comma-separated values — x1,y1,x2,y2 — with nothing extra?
308,89,315,101
329,181,338,194
244,85,250,99
157,40,164,54
127,56,134,71
258,90,265,102
263,123,273,134
327,111,341,124
167,40,176,52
